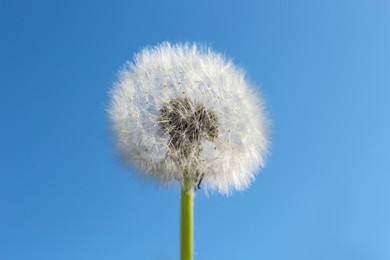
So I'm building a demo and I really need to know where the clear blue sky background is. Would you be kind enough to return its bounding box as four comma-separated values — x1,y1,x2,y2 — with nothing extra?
1,1,389,259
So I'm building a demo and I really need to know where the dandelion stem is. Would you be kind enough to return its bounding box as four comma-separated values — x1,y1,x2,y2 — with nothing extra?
181,176,193,260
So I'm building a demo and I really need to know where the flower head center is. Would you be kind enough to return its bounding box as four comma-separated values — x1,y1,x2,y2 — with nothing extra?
159,97,218,156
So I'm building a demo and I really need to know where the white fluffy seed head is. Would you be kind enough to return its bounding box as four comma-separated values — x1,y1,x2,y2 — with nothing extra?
109,42,270,195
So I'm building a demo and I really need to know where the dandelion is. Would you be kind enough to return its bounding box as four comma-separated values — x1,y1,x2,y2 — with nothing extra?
109,42,270,260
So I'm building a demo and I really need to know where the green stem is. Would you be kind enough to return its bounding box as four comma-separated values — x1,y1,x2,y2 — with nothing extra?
181,177,193,260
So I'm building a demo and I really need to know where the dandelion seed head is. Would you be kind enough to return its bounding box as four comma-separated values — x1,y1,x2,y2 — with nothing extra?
109,42,270,195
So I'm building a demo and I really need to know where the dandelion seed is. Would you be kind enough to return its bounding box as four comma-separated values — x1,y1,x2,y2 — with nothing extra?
109,42,269,195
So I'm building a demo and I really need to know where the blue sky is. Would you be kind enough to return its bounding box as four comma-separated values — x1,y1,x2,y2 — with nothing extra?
1,0,389,259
